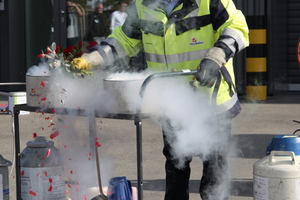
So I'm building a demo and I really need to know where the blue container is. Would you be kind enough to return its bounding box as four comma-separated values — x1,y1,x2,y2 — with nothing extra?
266,135,300,155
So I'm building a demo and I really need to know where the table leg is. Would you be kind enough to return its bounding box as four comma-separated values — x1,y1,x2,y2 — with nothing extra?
136,120,143,200
13,107,21,200
88,116,97,158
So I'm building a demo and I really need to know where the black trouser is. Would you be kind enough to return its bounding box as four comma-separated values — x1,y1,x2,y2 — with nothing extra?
162,116,231,200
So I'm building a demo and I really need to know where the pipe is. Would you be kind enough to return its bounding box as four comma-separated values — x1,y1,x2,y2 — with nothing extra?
0,92,26,97
0,82,26,86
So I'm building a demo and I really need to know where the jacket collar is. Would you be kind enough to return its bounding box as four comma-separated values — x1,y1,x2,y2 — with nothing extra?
141,0,199,14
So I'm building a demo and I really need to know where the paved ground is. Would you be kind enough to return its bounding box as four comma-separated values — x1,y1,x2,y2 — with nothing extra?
1,91,300,200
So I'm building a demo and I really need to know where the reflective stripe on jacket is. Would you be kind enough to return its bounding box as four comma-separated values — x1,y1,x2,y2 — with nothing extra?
105,0,249,116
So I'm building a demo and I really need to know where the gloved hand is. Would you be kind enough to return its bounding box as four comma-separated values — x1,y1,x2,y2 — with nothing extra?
195,47,226,88
72,57,92,71
72,51,105,70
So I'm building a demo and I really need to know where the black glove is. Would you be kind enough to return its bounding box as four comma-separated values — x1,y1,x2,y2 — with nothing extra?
196,59,221,87
195,47,226,88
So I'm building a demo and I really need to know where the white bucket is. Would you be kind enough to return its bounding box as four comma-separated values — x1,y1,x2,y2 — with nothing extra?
8,91,29,114
253,150,300,200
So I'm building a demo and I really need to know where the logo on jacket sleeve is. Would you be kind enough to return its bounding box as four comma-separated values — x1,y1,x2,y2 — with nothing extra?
190,38,204,46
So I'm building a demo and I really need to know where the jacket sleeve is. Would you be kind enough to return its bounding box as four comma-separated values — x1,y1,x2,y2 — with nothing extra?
210,0,249,57
103,0,143,58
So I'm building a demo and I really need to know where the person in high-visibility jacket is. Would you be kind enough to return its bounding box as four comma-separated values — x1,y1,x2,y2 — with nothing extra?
73,0,249,199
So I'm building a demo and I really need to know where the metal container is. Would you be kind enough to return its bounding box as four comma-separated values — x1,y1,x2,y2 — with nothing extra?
0,155,12,200
103,77,149,114
20,136,65,200
26,75,50,107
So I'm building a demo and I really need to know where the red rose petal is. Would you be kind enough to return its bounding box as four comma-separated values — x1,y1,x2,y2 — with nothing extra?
38,54,44,58
95,141,101,147
48,123,55,127
50,131,59,139
48,185,53,192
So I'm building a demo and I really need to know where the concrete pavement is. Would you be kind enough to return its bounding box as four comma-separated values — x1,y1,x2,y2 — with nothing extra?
1,91,300,200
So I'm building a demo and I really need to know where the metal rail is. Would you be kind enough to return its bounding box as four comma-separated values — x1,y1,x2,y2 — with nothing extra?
0,82,26,86
0,82,26,97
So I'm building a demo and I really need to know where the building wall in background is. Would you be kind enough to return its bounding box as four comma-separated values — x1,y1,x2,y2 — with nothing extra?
0,0,26,92
287,0,300,91
0,0,298,94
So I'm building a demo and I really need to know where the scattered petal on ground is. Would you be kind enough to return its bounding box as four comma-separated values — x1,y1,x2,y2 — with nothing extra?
40,81,45,87
50,131,59,139
95,141,101,147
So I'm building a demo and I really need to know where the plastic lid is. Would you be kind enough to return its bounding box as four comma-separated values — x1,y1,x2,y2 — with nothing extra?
266,135,300,155
26,136,54,148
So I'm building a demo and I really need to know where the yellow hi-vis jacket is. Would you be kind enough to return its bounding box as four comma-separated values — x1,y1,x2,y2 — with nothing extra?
103,0,249,117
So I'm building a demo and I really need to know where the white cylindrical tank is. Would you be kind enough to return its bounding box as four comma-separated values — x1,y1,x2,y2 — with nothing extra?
20,136,65,200
253,150,300,200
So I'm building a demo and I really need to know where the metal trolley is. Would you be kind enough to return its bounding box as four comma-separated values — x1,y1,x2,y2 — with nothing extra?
13,69,197,200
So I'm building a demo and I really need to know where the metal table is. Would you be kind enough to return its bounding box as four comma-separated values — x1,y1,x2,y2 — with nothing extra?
13,69,197,200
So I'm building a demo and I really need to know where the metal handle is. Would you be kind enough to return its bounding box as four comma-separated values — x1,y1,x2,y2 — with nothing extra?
136,69,197,117
269,151,297,166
